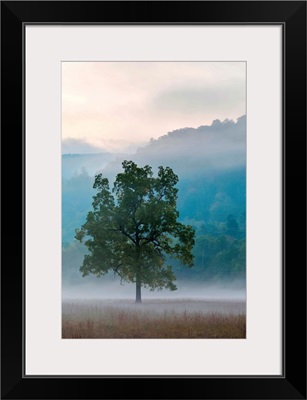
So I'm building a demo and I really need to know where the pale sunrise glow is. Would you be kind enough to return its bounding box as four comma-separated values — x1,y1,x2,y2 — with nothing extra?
62,62,245,154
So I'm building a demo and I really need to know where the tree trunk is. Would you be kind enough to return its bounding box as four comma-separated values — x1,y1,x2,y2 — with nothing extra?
135,272,142,303
135,282,142,303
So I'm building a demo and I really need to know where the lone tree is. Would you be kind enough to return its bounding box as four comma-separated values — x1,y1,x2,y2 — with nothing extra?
75,160,195,303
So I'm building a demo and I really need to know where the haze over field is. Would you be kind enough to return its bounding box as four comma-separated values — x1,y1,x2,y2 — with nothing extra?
62,278,246,301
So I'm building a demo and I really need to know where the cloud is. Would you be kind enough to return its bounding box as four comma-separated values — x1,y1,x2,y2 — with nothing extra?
152,80,245,115
62,62,246,152
62,138,105,154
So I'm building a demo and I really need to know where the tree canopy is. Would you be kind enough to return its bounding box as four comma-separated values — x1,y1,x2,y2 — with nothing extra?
75,160,195,302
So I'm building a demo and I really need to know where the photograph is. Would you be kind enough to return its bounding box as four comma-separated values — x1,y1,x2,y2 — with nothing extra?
1,0,306,398
61,61,247,339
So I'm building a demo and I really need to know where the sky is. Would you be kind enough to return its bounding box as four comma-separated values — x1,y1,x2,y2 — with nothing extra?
62,62,246,154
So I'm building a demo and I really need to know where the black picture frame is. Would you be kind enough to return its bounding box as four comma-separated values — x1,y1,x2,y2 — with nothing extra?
1,1,306,399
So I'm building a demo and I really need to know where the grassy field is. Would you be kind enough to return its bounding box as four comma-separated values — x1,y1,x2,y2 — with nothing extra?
62,299,246,339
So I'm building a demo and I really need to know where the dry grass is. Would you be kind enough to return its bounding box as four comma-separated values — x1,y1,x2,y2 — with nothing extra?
62,299,246,339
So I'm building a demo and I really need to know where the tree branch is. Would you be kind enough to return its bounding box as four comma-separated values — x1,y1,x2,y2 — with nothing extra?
119,225,137,244
107,226,137,245
112,264,125,283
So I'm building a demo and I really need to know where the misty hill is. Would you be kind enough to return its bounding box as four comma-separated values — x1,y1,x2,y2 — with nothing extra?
62,116,246,181
135,115,246,176
101,116,245,180
62,152,115,178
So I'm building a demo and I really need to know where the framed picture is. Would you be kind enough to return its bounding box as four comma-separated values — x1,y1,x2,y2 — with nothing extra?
1,1,306,399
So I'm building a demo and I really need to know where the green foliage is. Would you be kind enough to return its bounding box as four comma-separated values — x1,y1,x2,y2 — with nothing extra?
225,214,240,237
75,161,195,297
190,233,246,279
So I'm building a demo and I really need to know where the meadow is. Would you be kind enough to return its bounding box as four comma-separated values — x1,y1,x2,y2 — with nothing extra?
62,299,246,339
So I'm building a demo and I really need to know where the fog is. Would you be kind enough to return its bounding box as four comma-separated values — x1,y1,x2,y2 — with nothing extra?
95,115,245,185
62,279,245,301
62,280,246,319
62,115,246,181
